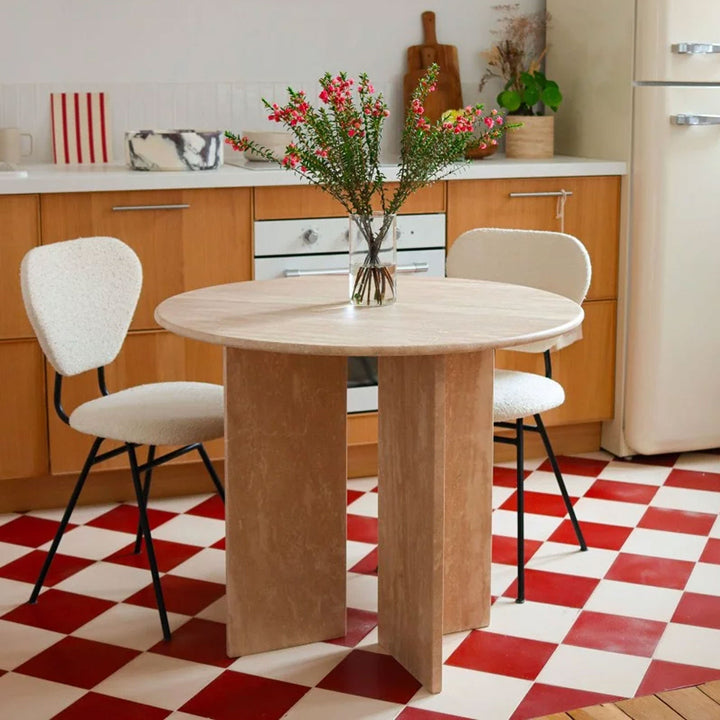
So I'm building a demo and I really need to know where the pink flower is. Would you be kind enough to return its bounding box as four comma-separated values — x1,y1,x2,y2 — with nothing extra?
411,98,425,116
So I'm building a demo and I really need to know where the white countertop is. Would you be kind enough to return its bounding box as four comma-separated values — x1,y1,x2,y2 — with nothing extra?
0,155,626,195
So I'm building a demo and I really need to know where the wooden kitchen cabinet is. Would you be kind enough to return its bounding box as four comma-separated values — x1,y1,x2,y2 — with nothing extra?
447,176,620,301
0,340,48,480
41,188,253,330
38,187,248,477
496,300,617,425
47,331,224,475
0,195,48,483
255,182,445,219
0,194,40,339
447,175,621,429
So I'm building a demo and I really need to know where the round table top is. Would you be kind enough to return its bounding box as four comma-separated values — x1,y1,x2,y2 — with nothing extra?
154,275,584,356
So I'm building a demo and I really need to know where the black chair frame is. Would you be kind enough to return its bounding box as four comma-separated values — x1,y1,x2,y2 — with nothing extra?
28,369,225,641
493,351,587,604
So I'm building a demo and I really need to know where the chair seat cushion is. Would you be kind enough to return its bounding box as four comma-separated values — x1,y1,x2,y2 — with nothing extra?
70,382,224,446
494,370,565,423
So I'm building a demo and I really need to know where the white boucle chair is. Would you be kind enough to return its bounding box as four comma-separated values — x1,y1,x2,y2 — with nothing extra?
20,236,226,641
446,228,591,603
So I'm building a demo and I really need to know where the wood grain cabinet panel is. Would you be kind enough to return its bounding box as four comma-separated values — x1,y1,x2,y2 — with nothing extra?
495,300,616,425
0,194,40,339
47,332,224,476
447,176,620,301
40,188,252,331
255,182,445,219
0,340,48,480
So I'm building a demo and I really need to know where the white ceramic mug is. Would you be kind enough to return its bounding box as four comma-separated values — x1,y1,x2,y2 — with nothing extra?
0,127,33,165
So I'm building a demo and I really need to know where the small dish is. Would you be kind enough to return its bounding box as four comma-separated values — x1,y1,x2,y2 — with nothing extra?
242,131,293,162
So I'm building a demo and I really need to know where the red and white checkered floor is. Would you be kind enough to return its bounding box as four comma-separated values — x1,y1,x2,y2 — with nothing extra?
1,450,719,720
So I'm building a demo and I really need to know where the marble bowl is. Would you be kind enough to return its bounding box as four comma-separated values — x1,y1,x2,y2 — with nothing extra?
242,131,292,162
125,130,224,171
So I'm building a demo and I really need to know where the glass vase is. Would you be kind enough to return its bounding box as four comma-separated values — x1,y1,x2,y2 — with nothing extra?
348,212,397,307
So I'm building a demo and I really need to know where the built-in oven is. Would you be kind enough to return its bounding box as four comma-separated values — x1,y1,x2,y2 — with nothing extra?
253,213,446,412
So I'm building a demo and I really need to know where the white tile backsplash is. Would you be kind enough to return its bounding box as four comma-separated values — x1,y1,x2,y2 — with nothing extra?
0,77,408,166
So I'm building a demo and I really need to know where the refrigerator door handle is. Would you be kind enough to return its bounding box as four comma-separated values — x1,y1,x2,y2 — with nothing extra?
671,42,720,54
671,114,720,126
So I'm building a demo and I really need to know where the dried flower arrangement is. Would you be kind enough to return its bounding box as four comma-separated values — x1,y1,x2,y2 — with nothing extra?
479,3,562,116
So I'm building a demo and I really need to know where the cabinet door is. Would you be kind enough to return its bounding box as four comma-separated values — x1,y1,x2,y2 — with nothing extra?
40,188,252,330
0,340,48,479
446,176,620,301
0,194,40,339
48,332,224,475
495,300,616,425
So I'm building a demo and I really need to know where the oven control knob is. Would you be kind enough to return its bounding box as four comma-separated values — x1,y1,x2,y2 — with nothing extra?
302,228,319,245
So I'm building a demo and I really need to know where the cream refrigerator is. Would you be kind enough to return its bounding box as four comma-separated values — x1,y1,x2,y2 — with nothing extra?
547,0,720,456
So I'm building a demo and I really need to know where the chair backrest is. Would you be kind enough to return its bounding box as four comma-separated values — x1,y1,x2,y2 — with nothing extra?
446,228,592,353
446,228,591,303
20,236,142,376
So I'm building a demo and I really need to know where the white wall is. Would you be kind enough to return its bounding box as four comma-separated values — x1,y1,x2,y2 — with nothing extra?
1,0,543,162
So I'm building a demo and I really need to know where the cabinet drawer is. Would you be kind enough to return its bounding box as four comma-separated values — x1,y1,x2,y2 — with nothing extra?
40,188,252,331
47,331,225,475
0,340,48,480
495,299,616,425
254,182,446,220
447,176,620,301
0,194,40,339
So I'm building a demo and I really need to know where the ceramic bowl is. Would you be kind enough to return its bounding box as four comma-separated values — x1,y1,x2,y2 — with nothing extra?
465,143,499,160
125,130,224,171
242,131,293,162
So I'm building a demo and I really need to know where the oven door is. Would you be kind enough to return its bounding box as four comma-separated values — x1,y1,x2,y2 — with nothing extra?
254,215,446,413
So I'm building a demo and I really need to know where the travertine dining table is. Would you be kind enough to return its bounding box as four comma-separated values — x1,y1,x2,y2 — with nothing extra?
154,274,583,692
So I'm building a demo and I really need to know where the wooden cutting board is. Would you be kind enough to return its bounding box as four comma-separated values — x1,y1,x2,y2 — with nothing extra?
403,11,462,123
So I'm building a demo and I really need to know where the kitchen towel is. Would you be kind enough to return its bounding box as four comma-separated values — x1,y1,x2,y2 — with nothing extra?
50,92,112,164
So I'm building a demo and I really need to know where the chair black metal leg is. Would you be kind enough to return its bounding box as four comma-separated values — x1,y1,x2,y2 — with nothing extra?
197,444,225,502
29,437,104,604
515,417,525,604
133,445,156,554
534,414,587,552
128,445,171,641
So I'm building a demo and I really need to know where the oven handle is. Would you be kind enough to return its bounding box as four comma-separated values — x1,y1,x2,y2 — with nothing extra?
284,262,429,277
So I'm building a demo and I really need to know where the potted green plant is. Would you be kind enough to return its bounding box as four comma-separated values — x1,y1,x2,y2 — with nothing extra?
479,3,562,158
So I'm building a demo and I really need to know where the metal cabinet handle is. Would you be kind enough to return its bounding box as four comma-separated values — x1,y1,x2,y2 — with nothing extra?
397,262,429,274
509,191,574,198
672,43,720,55
671,114,720,126
284,267,345,277
111,203,190,211
284,262,429,278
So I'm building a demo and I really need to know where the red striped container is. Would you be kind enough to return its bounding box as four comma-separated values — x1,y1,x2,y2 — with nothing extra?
50,92,112,164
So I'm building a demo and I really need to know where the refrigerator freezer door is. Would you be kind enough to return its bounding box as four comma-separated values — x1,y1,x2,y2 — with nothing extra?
636,0,720,82
625,86,720,454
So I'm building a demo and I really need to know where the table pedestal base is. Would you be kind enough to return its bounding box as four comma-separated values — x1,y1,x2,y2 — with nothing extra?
223,347,494,693
224,348,348,656
378,351,494,692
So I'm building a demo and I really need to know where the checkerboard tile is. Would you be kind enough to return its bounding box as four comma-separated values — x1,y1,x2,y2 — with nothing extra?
0,450,719,720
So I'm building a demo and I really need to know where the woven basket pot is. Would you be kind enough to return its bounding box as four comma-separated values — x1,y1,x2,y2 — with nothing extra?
505,115,555,159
